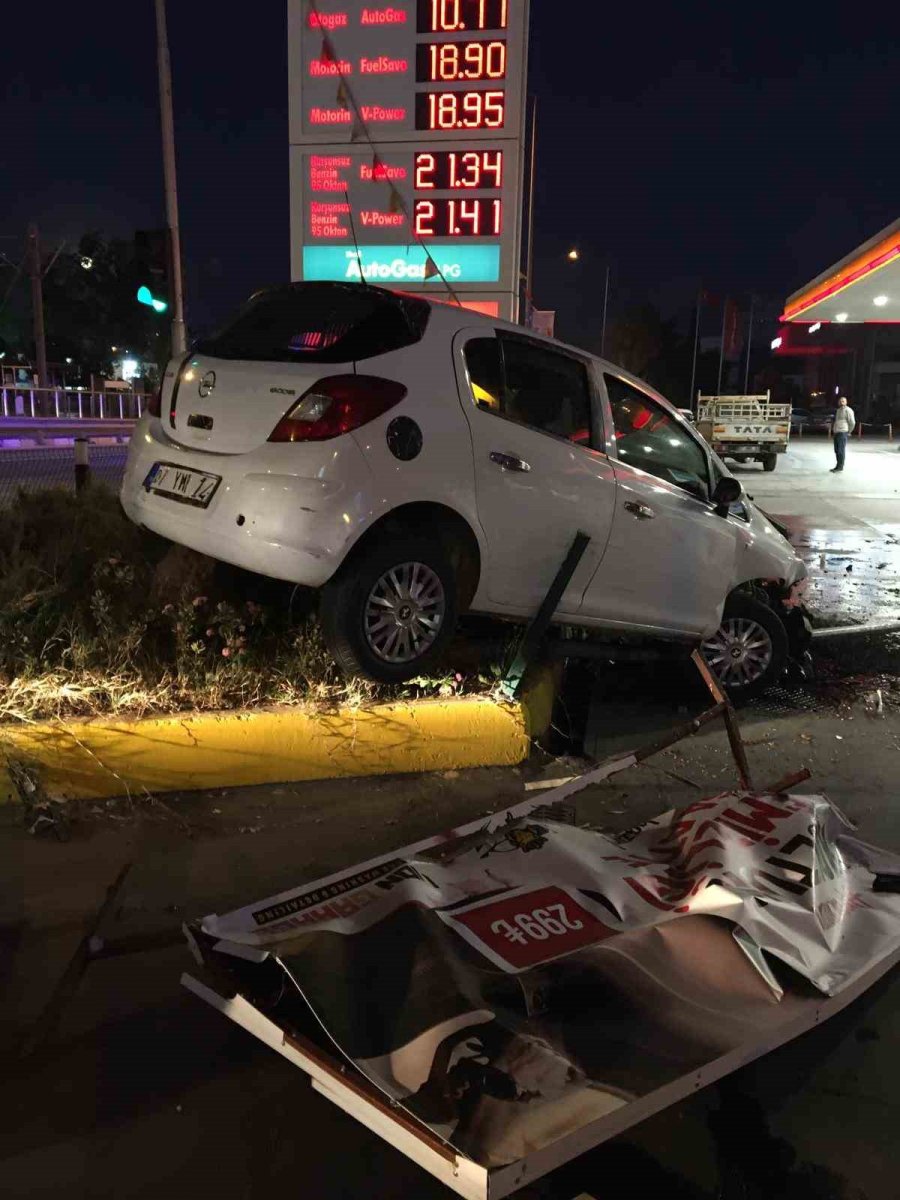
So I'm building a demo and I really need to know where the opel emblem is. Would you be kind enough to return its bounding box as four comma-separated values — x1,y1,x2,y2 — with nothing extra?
198,370,216,398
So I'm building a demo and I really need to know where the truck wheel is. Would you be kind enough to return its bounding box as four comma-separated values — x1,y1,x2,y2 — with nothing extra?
701,592,788,699
320,533,458,683
761,453,777,472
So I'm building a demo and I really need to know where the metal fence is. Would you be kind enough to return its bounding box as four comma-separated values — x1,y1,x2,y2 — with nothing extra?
0,419,135,509
1,387,150,421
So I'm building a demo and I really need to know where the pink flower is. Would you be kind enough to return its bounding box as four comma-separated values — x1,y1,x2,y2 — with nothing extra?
221,647,231,658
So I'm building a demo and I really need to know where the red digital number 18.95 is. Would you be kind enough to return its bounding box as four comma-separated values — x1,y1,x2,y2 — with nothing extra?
416,90,505,130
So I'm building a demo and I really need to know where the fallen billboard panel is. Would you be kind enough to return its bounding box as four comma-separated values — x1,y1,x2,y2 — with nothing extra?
184,782,900,1199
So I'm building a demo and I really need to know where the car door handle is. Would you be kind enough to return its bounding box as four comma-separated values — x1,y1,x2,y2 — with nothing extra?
624,500,656,520
490,451,531,473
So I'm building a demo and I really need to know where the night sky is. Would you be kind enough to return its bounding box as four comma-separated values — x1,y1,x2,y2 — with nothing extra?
3,2,898,347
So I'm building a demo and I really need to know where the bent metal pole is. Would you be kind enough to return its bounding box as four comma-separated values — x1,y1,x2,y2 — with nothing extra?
154,0,187,356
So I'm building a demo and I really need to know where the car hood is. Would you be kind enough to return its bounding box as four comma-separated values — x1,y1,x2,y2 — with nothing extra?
741,500,806,588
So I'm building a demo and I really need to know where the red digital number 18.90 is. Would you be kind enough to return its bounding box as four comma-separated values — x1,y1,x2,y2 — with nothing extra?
421,40,506,82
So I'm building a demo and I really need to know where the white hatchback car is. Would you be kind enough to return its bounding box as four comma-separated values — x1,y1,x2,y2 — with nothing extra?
121,283,808,692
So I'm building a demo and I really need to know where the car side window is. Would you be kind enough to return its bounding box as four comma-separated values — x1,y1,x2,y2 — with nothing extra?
605,374,710,497
463,336,594,447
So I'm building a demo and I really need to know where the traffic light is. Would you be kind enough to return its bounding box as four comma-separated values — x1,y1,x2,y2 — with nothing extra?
137,285,168,313
133,229,170,314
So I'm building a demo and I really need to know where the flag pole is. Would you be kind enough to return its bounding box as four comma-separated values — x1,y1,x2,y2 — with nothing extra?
688,290,701,410
743,295,755,393
716,299,727,395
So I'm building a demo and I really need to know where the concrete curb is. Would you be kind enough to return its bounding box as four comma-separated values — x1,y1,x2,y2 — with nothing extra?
0,669,556,804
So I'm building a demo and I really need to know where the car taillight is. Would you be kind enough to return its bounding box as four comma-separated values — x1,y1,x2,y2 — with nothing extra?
267,375,407,443
147,385,162,417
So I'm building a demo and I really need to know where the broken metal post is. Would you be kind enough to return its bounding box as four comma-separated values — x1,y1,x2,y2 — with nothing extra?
691,649,754,791
502,531,591,700
19,862,132,1059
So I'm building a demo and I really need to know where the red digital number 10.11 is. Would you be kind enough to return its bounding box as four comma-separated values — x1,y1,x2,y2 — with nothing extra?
428,0,508,31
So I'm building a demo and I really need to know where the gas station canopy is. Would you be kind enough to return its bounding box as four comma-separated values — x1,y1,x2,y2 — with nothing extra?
781,218,900,325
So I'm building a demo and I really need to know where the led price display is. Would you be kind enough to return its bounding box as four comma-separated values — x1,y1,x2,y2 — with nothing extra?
289,1,529,319
414,197,502,237
417,0,509,32
414,149,503,189
415,88,505,130
415,39,507,82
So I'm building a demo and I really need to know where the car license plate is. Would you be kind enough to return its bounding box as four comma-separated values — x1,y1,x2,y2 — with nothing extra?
143,462,221,508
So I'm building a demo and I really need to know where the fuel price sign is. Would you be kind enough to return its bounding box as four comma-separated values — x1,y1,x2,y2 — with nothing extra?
288,0,529,318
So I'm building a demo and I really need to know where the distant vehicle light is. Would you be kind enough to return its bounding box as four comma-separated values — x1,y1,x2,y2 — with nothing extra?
770,336,783,349
80,256,93,270
873,295,889,307
808,322,821,333
834,312,848,323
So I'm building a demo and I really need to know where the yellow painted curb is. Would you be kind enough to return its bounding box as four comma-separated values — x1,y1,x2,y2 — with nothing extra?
0,670,555,803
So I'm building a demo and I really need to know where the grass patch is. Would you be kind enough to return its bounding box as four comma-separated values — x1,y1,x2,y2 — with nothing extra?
0,486,502,723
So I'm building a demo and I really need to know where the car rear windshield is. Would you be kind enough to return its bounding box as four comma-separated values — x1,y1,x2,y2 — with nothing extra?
194,283,430,364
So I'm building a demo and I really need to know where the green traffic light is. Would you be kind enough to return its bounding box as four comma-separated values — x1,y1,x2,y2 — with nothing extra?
137,285,168,313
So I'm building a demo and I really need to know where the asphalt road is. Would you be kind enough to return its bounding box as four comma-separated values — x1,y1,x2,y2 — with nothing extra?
4,664,900,1200
732,437,900,626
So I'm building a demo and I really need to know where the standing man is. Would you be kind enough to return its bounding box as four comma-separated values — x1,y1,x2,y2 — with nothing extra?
830,396,856,472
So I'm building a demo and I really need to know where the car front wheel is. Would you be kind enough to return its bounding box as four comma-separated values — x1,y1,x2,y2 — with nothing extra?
701,592,788,698
320,533,459,683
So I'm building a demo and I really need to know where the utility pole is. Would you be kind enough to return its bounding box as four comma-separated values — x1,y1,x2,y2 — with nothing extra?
155,0,187,355
26,223,48,388
688,291,702,410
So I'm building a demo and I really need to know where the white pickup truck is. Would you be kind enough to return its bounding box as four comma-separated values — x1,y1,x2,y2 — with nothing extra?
696,392,791,472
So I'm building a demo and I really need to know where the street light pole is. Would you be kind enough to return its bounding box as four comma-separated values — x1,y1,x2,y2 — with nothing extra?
26,223,49,388
600,264,610,357
154,0,187,356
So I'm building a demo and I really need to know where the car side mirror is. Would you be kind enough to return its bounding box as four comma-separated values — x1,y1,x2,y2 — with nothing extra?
711,476,742,517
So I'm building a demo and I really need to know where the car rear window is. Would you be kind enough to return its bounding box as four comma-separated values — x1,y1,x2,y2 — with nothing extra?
194,283,430,364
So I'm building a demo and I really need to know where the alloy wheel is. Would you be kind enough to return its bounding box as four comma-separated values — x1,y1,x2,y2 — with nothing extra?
701,617,774,690
363,561,446,664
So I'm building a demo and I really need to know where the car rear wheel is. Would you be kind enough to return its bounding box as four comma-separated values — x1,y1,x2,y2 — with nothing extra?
320,533,459,682
701,592,788,698
761,453,777,471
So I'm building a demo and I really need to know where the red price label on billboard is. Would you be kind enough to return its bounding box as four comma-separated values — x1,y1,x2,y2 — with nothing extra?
447,886,616,971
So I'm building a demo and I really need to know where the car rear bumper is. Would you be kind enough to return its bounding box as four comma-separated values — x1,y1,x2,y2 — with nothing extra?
121,419,373,586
